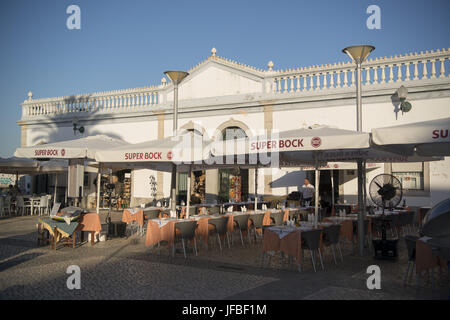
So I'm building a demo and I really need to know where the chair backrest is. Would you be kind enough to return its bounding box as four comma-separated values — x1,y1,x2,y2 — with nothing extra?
16,196,24,207
188,207,197,216
175,220,197,239
404,235,419,261
288,210,298,220
301,229,322,250
233,214,250,230
323,224,341,244
145,209,160,220
249,213,265,228
208,216,229,234
4,196,11,205
40,195,49,207
209,206,220,215
270,211,284,226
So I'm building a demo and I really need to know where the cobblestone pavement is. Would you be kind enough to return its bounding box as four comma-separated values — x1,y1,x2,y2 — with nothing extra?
0,213,448,300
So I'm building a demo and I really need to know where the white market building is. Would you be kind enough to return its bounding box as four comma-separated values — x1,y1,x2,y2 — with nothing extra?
17,48,450,208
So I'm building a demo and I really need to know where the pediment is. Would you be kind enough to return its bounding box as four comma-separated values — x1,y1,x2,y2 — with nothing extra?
166,61,263,101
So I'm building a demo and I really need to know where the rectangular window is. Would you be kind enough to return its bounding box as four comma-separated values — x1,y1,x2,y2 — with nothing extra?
392,162,424,191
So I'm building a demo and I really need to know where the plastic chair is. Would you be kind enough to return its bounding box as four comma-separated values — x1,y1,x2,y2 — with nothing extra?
270,211,284,226
38,195,49,216
208,216,230,251
209,206,220,215
144,209,160,220
233,214,251,246
301,229,324,272
322,224,343,264
174,220,198,259
15,196,32,216
249,213,265,240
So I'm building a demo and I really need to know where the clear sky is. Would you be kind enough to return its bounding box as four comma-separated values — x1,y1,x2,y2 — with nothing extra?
1,0,449,157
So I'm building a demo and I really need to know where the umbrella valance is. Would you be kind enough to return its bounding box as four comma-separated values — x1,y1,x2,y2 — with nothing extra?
14,135,128,160
371,117,450,156
94,131,212,164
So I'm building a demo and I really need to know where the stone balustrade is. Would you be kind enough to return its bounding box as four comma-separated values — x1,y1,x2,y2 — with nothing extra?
20,48,449,120
269,48,449,93
21,85,162,118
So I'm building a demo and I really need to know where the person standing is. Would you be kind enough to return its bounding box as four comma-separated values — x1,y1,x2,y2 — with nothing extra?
301,178,315,206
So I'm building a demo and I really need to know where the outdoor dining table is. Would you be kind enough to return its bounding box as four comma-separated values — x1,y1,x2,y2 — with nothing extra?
76,213,102,245
145,217,203,248
38,217,79,249
122,208,145,227
262,223,328,271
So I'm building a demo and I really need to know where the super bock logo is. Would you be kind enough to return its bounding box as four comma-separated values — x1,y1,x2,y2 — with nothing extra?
61,149,66,157
167,151,173,160
311,137,322,148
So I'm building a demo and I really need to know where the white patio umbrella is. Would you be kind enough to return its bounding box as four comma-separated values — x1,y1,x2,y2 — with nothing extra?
14,135,129,213
14,135,128,159
371,117,450,157
95,131,213,218
212,126,371,228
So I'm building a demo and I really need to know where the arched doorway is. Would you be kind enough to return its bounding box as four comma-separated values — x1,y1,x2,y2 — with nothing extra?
218,126,249,203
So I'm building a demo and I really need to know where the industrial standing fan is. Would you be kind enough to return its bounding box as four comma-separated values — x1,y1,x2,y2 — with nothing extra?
369,174,403,213
369,174,403,260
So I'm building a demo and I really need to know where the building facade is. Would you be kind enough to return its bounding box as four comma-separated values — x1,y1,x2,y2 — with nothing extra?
17,48,450,207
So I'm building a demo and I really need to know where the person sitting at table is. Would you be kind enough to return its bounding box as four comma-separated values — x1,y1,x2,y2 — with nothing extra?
301,178,315,206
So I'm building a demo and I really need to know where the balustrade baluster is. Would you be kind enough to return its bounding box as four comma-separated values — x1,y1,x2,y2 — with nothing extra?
381,65,386,83
439,58,446,78
430,59,436,79
388,64,394,83
422,61,428,79
413,61,419,80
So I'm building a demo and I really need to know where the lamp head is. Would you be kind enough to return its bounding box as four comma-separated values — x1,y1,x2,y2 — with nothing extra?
342,45,375,64
397,85,408,100
164,71,189,85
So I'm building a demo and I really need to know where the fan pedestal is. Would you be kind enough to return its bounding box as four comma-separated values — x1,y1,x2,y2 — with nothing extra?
372,218,398,260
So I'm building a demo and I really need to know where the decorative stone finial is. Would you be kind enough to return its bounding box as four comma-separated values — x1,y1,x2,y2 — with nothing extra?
267,61,274,71
27,90,33,100
161,77,167,85
211,47,217,56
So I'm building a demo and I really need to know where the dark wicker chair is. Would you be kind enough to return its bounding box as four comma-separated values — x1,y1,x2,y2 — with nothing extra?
233,214,251,246
174,221,198,259
322,225,343,264
301,229,324,272
249,213,265,240
208,216,230,251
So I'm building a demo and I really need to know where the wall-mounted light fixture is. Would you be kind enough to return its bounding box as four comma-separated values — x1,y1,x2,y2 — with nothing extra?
73,121,85,135
397,85,412,112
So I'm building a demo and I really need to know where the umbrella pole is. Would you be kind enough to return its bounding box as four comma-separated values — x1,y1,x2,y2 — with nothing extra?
314,167,320,228
54,173,58,206
254,166,258,211
186,166,192,219
330,169,335,215
357,159,365,256
96,164,101,214
170,164,177,218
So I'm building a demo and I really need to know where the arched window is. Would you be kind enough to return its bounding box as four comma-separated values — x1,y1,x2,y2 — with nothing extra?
221,126,247,141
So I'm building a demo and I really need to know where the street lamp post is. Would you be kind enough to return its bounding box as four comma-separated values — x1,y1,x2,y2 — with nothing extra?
342,45,375,256
164,71,189,215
